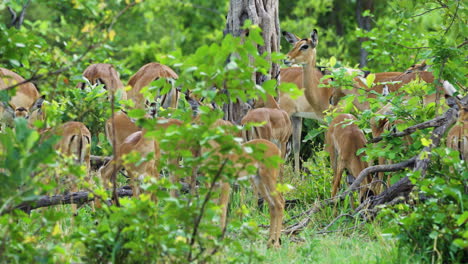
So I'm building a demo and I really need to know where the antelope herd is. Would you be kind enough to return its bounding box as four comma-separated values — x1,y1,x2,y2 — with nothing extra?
0,29,465,248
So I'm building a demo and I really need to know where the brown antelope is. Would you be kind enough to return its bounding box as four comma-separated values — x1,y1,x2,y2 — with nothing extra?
331,60,458,112
40,121,92,214
100,115,183,198
447,100,468,163
127,62,179,110
329,71,404,111
241,94,291,180
253,65,325,173
77,63,127,100
0,68,41,129
325,114,373,202
366,63,460,192
99,128,160,199
105,111,140,149
283,29,333,120
209,137,284,248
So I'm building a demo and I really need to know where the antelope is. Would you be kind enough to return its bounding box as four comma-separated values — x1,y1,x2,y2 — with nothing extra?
77,63,127,100
208,136,284,248
127,62,179,110
329,71,404,111
40,121,92,214
99,126,160,199
241,94,291,180
367,64,460,192
100,115,183,198
253,65,324,173
446,100,467,163
0,67,41,129
105,111,140,149
331,60,459,112
325,114,373,203
283,29,333,120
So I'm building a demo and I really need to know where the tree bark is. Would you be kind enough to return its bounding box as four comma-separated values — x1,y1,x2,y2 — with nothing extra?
224,0,280,124
356,0,373,68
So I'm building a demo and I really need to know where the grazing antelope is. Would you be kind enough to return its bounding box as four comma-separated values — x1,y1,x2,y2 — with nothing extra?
325,114,373,202
127,62,179,110
332,60,459,112
42,121,92,214
99,128,160,199
105,111,140,149
210,138,284,248
447,100,468,163
0,67,41,129
77,63,127,100
241,94,291,180
100,116,183,199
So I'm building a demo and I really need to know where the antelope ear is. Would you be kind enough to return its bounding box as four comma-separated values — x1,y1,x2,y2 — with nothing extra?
30,96,45,112
419,60,428,71
282,31,300,45
76,82,86,89
311,29,318,47
0,101,15,115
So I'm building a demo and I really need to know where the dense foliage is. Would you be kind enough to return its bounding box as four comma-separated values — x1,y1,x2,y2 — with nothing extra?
0,0,466,263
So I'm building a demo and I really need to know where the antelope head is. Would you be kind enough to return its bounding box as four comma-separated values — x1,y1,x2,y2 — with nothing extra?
283,29,319,66
404,60,429,74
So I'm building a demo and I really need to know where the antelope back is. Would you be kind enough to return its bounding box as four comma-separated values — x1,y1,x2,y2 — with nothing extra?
105,111,140,149
127,62,179,109
79,63,126,99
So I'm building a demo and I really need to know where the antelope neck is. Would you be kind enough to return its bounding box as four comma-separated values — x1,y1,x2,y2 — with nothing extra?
302,55,328,116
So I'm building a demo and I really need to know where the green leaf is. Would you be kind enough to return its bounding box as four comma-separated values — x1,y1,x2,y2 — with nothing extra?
366,73,376,88
329,56,336,67
127,109,147,119
457,212,468,226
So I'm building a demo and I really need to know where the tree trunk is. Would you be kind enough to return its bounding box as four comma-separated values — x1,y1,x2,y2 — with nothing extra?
356,0,373,68
224,0,280,124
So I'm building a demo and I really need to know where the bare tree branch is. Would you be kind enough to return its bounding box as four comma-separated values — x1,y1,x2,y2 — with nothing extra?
370,114,449,143
410,6,446,18
444,0,460,35
394,43,430,50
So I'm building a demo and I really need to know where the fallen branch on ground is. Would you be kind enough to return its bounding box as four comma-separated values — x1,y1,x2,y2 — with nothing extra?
90,155,111,170
12,187,133,214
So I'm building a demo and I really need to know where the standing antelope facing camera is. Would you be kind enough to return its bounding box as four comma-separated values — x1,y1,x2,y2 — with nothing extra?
283,29,333,120
77,63,127,100
325,114,374,203
127,62,179,110
0,68,41,129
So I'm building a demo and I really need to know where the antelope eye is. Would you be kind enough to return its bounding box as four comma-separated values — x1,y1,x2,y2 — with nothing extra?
300,44,309,50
